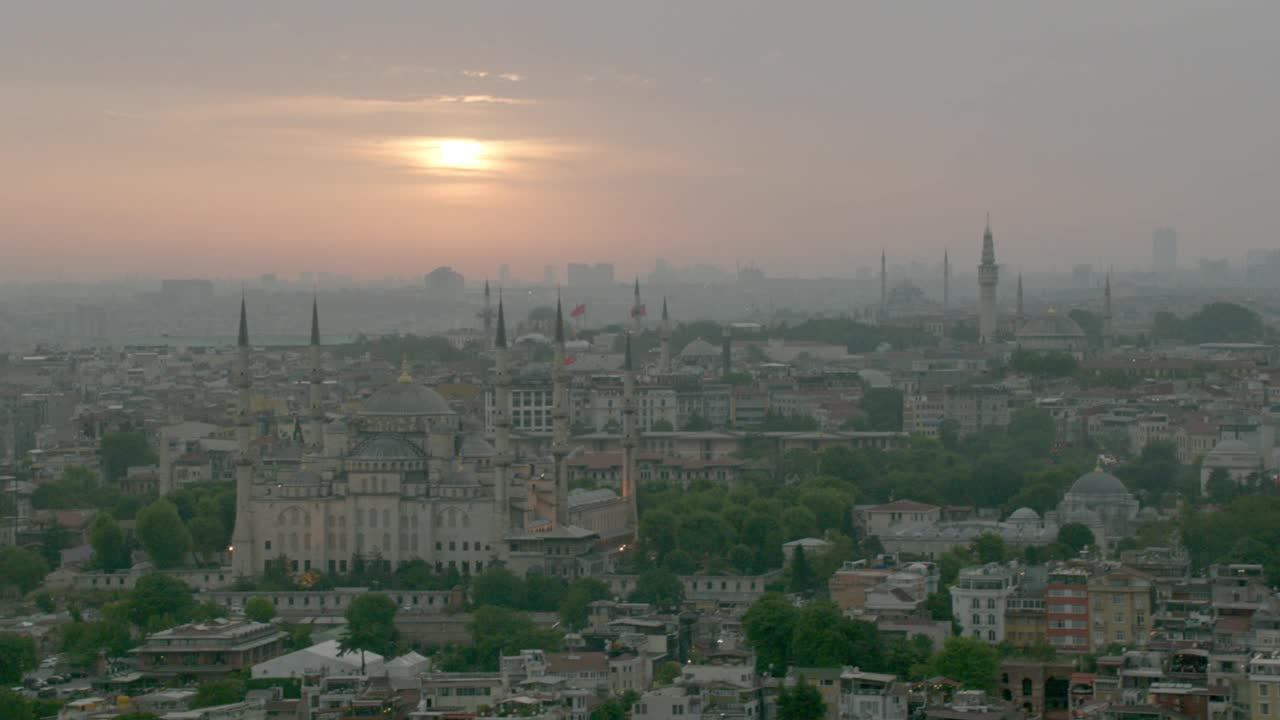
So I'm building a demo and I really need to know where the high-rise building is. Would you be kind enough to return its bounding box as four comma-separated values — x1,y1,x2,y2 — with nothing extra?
1153,227,1178,274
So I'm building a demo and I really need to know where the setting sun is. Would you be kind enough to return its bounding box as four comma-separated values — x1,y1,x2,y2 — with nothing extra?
434,139,487,170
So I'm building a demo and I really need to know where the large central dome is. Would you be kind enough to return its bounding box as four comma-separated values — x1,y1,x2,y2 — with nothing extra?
361,382,455,416
1068,469,1128,496
1017,311,1086,339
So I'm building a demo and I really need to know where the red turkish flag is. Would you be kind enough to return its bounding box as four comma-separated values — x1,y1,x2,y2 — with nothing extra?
570,303,586,318
564,355,576,366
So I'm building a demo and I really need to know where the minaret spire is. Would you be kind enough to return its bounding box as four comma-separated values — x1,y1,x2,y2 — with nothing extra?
1103,271,1113,353
659,297,672,372
632,277,643,331
879,250,887,324
977,216,999,343
307,295,324,448
621,331,639,536
1016,274,1025,329
551,291,570,527
492,291,511,553
231,296,257,577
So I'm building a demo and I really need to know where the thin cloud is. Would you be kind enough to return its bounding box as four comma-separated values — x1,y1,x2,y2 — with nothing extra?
462,69,524,82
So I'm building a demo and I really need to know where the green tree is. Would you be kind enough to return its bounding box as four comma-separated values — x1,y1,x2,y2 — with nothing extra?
127,574,195,628
1057,523,1096,554
591,691,640,720
656,660,683,685
729,544,756,573
0,632,38,683
558,578,611,631
778,676,827,720
791,603,881,669
89,513,131,572
971,534,1007,564
1007,407,1057,457
1204,467,1238,504
192,677,247,708
639,509,679,559
100,431,157,483
684,413,713,431
135,499,192,568
245,597,276,624
0,546,49,595
463,606,561,671
1181,302,1266,343
924,590,955,623
629,569,684,608
743,593,797,675
0,688,34,720
788,545,816,594
471,567,523,608
61,618,134,667
860,388,904,431
339,594,400,670
930,636,1000,690
188,513,227,565
652,419,675,432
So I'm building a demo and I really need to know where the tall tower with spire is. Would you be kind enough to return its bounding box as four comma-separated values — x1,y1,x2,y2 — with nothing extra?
978,216,1000,343
659,297,672,372
621,332,639,535
551,294,570,527
1015,274,1025,330
1103,272,1113,353
231,297,257,577
492,295,512,551
942,250,951,335
308,296,324,447
631,277,643,332
479,280,494,349
879,250,888,324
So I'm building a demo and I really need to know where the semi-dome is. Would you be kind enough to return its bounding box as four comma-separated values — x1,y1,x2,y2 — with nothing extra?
349,434,424,460
361,382,454,416
1008,507,1041,522
1068,469,1129,496
1016,310,1086,339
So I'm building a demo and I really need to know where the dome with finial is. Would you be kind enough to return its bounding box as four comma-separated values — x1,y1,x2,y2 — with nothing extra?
361,357,454,417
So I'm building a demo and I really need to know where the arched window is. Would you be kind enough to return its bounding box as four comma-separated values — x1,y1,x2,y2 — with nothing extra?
1022,678,1033,697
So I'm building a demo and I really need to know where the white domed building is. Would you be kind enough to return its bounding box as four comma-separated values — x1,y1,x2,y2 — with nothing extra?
1015,310,1088,359
1054,468,1139,550
1200,438,1261,495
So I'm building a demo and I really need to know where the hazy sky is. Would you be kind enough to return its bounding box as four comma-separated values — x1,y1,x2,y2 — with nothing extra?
2,2,1278,282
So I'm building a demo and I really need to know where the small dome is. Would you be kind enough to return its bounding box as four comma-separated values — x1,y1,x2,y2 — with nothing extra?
361,382,454,416
1017,311,1086,339
459,434,496,458
1068,469,1129,496
1008,507,1041,522
681,338,719,357
350,434,423,460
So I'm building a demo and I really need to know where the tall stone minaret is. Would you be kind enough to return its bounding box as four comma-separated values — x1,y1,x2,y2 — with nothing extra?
1016,274,1025,330
480,280,494,349
978,215,999,343
231,297,257,577
551,293,570,528
492,295,512,550
621,332,639,536
659,297,672,372
632,277,643,332
942,250,951,336
1103,272,1113,353
879,250,888,323
308,296,324,448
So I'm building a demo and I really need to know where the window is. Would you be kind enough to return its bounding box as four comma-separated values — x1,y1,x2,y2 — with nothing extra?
988,598,996,609
973,614,981,626
972,598,981,609
989,614,996,625
265,540,272,550
1261,685,1270,697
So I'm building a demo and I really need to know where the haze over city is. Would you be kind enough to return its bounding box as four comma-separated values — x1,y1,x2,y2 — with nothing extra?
4,2,1280,281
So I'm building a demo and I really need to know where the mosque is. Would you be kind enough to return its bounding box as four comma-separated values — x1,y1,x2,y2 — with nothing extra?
228,295,635,580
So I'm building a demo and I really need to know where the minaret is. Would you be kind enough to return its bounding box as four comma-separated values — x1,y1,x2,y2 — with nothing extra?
621,332,639,535
879,250,887,323
978,215,999,343
1103,272,1113,353
942,250,951,336
480,280,494,348
659,297,672,372
632,277,643,332
721,324,732,378
492,295,512,549
231,297,257,577
307,295,324,447
1015,274,1025,330
551,293,570,528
